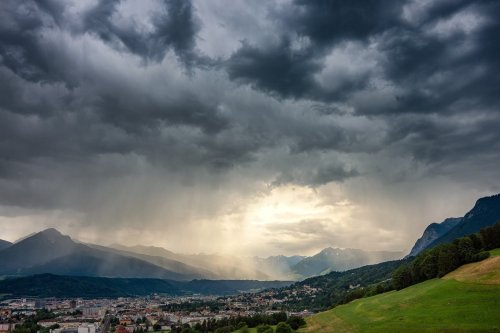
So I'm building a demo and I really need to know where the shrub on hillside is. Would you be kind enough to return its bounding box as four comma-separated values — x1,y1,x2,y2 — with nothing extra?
256,324,273,333
286,316,306,330
275,322,293,333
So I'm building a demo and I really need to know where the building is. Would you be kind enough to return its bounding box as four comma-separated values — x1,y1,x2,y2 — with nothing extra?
0,323,15,333
82,308,105,318
77,324,96,333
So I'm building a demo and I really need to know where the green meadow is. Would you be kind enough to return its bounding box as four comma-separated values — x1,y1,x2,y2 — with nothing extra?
301,252,500,333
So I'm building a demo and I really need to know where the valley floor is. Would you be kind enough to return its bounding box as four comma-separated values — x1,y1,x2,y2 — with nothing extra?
300,250,500,333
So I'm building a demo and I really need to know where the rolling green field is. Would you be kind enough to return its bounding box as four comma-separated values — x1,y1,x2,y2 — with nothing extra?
301,253,500,333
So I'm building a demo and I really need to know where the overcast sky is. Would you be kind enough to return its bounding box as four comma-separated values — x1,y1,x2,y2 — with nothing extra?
1,0,499,256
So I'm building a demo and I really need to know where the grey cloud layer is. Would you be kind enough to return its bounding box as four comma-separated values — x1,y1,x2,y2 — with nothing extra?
227,0,500,115
0,0,499,250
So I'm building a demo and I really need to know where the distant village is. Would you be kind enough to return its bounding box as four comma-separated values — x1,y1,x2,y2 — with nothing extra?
0,287,316,333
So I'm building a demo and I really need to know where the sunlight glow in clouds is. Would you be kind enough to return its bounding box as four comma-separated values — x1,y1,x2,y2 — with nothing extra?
0,0,499,256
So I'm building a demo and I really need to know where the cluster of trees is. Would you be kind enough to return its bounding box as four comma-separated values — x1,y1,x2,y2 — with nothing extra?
108,316,121,333
244,322,295,333
170,313,306,333
11,310,56,333
337,280,394,305
392,222,500,290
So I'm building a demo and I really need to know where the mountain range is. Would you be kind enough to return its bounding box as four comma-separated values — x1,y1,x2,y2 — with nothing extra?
0,228,401,281
108,245,402,280
110,244,278,280
1,193,497,282
289,247,403,278
0,229,199,280
409,193,500,256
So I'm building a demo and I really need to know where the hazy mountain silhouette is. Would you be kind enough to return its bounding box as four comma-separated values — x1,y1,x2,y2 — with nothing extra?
291,247,403,278
253,255,306,280
0,228,77,272
89,244,218,279
0,229,199,280
111,244,273,280
0,229,404,281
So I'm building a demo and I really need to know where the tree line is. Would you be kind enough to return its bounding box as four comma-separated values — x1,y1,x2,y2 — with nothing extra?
169,312,306,333
392,222,500,290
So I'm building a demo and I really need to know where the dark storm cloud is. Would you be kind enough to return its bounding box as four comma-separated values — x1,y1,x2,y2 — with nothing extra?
94,90,228,134
368,8,500,116
0,0,499,216
222,0,500,188
385,113,500,166
0,1,66,84
225,0,400,101
0,0,207,86
226,0,500,118
227,38,322,99
83,0,207,66
284,0,401,44
0,0,227,170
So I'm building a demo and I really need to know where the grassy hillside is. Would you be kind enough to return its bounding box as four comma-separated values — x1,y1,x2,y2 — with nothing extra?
301,250,500,333
444,255,500,285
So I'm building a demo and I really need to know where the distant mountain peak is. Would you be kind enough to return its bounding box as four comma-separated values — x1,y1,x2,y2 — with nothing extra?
0,227,78,274
292,246,402,278
320,247,341,253
38,228,63,237
32,228,74,244
318,247,361,255
408,217,461,257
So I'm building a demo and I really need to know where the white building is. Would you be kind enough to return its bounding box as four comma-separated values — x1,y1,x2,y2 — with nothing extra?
78,324,96,333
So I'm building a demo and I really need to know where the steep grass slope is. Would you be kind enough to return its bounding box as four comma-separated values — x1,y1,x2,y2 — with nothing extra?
301,250,500,333
444,256,500,285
